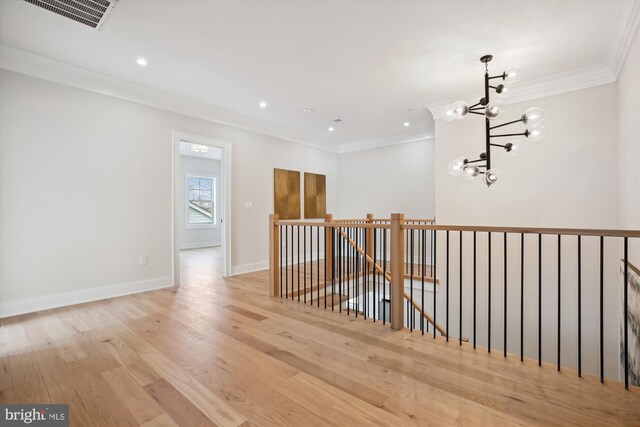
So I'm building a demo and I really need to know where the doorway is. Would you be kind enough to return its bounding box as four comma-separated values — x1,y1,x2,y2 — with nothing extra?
172,131,232,285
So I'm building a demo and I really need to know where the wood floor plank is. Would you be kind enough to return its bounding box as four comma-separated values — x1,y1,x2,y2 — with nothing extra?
141,413,180,427
144,378,218,427
101,366,165,424
142,351,249,427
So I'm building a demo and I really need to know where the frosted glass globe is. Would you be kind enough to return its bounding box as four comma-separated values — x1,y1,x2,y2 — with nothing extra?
522,107,545,125
495,84,513,99
527,124,546,142
453,101,469,119
484,101,502,120
463,165,481,181
443,105,456,122
485,169,501,186
448,156,466,176
508,141,526,156
504,65,522,84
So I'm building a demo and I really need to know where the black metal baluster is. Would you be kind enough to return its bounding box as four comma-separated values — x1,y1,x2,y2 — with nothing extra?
310,226,313,306
318,226,327,307
320,225,323,309
557,234,561,371
364,226,368,320
504,232,507,357
422,229,426,335
297,225,300,302
280,224,283,298
383,228,387,325
304,226,307,304
355,227,359,318
520,233,524,362
433,230,437,338
624,237,629,389
599,236,603,382
406,228,409,275
446,230,450,342
488,231,492,353
577,235,581,376
473,231,477,349
373,228,377,322
460,231,463,346
347,228,350,316
286,225,288,300
330,226,334,311
339,227,342,313
410,229,414,332
538,233,542,366
431,229,434,279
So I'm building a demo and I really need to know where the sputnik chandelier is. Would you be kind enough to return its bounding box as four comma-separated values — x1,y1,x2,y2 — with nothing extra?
446,55,546,186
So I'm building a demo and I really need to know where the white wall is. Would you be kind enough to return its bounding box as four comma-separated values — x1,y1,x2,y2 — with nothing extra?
338,139,436,219
178,155,221,249
432,84,623,379
0,69,338,317
617,26,640,266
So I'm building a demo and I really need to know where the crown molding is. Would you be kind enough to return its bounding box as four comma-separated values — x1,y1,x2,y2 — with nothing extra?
427,1,639,120
606,0,640,78
339,132,434,154
0,44,341,153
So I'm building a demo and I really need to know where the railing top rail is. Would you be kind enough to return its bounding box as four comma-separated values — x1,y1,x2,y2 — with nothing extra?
273,216,639,237
276,220,391,229
403,223,640,238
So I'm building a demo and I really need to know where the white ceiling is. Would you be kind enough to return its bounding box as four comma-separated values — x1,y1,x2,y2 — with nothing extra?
0,0,637,151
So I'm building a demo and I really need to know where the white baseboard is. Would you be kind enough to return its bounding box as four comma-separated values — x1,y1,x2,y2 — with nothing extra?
230,253,328,276
231,261,269,276
179,242,221,250
0,276,174,319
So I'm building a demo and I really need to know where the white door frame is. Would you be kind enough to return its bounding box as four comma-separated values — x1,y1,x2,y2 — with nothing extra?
172,131,232,283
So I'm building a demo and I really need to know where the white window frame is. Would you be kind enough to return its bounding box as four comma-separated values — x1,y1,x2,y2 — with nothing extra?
185,172,219,229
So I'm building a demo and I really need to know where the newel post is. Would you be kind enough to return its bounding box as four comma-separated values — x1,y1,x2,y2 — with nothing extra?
324,214,333,279
390,213,405,330
269,214,280,297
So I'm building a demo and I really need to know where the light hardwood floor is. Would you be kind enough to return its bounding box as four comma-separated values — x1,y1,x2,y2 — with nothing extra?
1,247,639,426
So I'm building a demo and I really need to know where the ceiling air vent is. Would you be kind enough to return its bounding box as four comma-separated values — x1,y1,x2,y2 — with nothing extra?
23,0,118,30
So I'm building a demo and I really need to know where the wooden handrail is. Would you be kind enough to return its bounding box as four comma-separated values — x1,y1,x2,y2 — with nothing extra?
402,224,640,238
276,219,640,238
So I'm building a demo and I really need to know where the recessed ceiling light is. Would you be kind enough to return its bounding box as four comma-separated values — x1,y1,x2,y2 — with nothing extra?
328,127,335,132
404,122,411,127
259,101,267,108
136,57,148,66
302,107,314,113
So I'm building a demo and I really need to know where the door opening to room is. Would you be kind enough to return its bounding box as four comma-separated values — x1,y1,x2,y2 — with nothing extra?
173,133,231,284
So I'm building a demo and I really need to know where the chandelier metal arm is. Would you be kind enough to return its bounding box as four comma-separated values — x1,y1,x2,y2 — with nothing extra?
488,73,506,80
489,119,522,130
469,111,485,115
490,131,528,138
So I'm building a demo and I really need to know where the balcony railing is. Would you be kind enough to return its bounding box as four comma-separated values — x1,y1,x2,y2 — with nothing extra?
268,213,640,389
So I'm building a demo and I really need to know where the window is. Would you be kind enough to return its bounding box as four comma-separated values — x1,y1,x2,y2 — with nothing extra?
186,174,216,227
